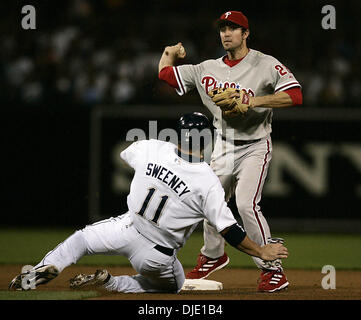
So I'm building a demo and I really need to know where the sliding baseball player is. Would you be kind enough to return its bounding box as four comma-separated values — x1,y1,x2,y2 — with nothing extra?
9,113,288,293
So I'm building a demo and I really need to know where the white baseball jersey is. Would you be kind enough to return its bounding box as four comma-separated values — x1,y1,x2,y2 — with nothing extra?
173,49,301,140
120,139,237,249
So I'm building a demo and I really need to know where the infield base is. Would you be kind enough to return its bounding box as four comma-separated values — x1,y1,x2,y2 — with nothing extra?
181,279,223,291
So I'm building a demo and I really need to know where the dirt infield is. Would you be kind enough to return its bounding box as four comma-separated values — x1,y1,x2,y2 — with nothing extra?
2,265,361,300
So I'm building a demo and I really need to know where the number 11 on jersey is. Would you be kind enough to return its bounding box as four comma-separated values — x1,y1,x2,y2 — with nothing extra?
136,188,169,224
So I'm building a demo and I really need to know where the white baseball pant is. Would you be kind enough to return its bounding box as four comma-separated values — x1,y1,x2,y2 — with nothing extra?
34,213,185,293
201,134,276,270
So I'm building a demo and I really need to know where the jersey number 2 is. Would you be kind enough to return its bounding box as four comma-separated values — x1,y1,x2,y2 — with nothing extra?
137,188,169,224
275,64,289,76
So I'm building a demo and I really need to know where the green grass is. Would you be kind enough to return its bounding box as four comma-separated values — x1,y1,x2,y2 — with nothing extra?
180,232,361,270
2,228,359,301
0,228,130,266
0,290,99,300
1,228,361,270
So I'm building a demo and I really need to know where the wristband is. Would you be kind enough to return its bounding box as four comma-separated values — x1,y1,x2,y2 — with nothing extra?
221,223,246,248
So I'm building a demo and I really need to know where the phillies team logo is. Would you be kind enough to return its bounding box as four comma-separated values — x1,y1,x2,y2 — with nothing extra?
225,12,232,19
201,76,255,96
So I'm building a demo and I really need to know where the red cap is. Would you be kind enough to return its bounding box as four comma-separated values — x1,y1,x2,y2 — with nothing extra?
217,11,249,29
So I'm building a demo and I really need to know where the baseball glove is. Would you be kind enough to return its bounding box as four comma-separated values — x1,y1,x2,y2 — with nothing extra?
208,87,251,117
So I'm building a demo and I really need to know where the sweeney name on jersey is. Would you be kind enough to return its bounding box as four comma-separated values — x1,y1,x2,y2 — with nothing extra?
146,162,191,197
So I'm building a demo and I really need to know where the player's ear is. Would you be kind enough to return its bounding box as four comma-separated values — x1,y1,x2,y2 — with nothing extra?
243,28,250,40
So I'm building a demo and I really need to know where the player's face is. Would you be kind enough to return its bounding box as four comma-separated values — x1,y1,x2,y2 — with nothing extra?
219,25,246,51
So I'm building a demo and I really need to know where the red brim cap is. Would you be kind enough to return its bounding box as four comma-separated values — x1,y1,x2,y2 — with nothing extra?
217,11,249,29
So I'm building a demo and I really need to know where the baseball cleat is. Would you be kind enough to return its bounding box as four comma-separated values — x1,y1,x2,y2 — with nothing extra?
69,269,111,289
186,253,229,279
9,265,59,291
257,270,289,292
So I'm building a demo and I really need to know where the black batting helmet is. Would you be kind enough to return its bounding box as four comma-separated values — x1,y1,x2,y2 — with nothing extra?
177,112,210,133
177,112,211,152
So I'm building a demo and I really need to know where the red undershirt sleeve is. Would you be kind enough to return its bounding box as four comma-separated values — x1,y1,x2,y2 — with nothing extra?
283,87,303,106
158,66,179,89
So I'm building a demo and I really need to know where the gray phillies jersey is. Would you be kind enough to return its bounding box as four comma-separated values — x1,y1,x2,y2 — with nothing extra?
120,139,237,249
173,49,301,140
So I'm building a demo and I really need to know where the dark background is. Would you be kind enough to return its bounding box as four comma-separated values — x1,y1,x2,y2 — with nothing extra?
1,0,360,229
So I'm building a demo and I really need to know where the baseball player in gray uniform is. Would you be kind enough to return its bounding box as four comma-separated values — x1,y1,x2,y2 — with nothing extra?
9,113,288,293
158,10,302,292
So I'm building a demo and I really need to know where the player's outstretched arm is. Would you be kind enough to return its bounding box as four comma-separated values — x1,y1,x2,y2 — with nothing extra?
237,236,289,261
158,42,186,73
221,224,289,261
